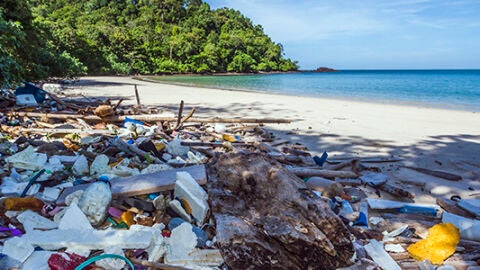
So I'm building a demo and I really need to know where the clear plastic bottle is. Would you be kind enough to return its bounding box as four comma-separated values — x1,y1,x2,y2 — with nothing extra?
78,180,112,226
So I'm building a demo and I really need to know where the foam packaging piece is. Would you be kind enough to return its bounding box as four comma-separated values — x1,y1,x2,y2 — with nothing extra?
174,172,209,224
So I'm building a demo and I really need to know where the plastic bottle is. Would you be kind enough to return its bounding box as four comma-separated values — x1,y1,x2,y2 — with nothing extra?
78,180,112,226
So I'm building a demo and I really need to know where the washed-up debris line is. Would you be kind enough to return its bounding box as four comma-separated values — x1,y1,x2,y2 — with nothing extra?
0,81,479,269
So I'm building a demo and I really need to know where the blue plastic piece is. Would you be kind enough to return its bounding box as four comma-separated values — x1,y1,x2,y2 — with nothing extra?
148,193,160,200
354,212,368,226
123,117,144,128
313,151,328,166
20,169,46,197
98,175,109,182
15,82,47,103
397,205,437,216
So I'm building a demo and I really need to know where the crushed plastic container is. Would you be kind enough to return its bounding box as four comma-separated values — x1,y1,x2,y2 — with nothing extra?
407,223,460,265
78,180,112,226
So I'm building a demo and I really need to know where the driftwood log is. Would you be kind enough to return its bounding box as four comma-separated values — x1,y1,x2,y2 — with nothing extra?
10,112,292,124
207,153,354,269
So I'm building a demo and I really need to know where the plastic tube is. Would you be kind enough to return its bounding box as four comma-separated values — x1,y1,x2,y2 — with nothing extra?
74,254,134,270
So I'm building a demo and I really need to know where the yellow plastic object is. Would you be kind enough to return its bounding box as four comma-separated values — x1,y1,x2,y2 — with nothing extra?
222,134,237,142
120,211,135,227
154,142,166,152
407,223,460,265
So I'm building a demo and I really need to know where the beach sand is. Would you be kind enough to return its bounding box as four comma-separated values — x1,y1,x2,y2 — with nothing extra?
71,76,480,204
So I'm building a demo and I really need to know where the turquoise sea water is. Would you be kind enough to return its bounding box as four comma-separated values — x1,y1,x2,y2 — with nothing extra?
152,70,480,111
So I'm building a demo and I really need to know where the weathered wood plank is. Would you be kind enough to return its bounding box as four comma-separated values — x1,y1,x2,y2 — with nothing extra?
56,165,206,204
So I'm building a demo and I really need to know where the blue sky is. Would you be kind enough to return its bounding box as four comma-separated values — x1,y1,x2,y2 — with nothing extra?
204,0,480,70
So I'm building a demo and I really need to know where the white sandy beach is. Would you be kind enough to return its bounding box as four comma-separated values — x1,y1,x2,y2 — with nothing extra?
72,76,480,203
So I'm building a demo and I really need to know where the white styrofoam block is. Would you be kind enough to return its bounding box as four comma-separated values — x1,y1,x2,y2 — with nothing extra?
24,228,153,250
42,83,63,93
95,247,126,270
58,202,93,231
72,155,89,176
90,154,110,176
3,237,35,263
167,222,197,260
174,172,209,224
42,187,61,201
168,200,192,223
5,146,47,170
22,251,56,270
17,210,58,233
134,223,167,262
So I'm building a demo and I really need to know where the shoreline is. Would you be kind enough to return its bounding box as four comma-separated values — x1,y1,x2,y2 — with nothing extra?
72,76,480,202
137,76,480,113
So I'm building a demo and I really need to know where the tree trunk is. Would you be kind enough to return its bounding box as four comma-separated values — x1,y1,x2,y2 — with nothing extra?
207,153,354,270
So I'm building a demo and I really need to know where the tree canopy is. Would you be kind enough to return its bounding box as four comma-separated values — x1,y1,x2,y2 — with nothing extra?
1,0,298,87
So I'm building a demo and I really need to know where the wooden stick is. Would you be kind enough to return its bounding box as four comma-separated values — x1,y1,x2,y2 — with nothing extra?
10,112,292,124
134,84,141,106
180,107,195,125
45,91,82,110
10,128,114,135
110,137,164,164
328,159,359,171
287,167,358,179
175,100,184,130
436,198,476,218
112,98,124,111
403,166,462,181
379,183,415,199
181,141,251,147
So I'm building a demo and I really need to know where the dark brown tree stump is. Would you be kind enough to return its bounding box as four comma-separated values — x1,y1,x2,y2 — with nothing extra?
207,153,354,269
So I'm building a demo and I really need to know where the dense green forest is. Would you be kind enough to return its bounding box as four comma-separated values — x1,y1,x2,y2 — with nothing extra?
0,0,298,87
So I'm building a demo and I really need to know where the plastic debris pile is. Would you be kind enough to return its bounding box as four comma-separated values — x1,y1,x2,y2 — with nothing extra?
0,81,479,269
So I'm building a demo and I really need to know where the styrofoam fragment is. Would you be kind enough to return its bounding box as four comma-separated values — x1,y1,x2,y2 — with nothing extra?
168,200,192,223
45,157,64,172
17,210,58,233
24,228,153,250
41,187,61,201
174,172,208,224
58,202,93,231
22,251,56,270
0,178,40,196
3,237,34,263
72,155,89,176
166,137,189,156
65,248,90,258
95,247,126,270
90,154,110,176
42,83,63,93
168,222,197,260
384,244,405,253
130,224,167,262
111,158,139,177
364,239,401,270
5,146,47,170
141,164,172,174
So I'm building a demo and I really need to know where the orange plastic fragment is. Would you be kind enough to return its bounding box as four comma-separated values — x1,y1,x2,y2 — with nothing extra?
407,223,460,265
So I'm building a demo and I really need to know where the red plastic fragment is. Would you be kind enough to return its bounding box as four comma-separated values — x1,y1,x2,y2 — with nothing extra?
48,252,93,270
